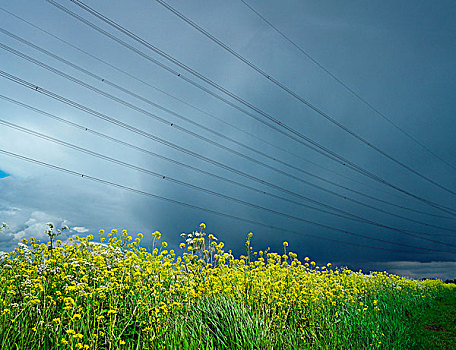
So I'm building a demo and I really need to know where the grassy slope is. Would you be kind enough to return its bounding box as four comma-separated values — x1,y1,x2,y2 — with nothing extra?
410,288,456,350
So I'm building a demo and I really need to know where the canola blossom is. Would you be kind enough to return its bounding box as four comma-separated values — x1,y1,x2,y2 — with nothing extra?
0,224,453,349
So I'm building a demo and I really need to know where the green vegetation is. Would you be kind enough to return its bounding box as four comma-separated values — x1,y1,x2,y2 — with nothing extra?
410,287,456,349
0,222,454,349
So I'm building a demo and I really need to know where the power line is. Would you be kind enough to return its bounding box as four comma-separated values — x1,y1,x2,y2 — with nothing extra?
238,0,456,173
0,149,456,254
154,0,456,197
0,70,372,222
8,118,456,249
6,7,422,214
4,119,455,250
46,0,456,217
3,8,451,222
1,35,451,223
0,149,418,254
2,64,455,232
0,31,383,205
0,93,401,229
0,7,350,196
1,6,370,197
0,44,373,216
45,0,343,171
3,99,454,242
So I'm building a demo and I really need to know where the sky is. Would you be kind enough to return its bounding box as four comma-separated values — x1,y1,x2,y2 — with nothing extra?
1,0,455,280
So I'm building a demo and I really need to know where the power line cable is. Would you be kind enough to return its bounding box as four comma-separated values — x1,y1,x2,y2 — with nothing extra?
1,6,372,198
0,31,378,199
3,7,452,221
0,144,452,254
1,70,377,223
45,0,343,171
0,93,407,229
153,0,456,197
238,0,456,173
0,44,361,211
0,148,432,255
2,61,455,231
1,33,450,223
3,101,454,241
46,0,456,216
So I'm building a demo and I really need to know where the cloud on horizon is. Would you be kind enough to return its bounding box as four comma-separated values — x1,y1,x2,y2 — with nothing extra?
359,260,456,281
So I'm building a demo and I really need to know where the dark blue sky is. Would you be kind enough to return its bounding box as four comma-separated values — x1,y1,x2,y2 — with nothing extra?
0,0,455,279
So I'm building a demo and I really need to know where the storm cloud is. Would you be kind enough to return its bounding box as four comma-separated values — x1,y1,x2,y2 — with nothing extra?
1,0,455,279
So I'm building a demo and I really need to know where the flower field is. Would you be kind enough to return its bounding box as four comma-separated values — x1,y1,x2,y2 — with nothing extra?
0,223,454,349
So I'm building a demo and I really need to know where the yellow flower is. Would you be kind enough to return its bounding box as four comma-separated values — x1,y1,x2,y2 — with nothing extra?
283,241,289,247
162,242,168,248
199,222,206,229
52,317,61,324
137,233,143,239
120,340,126,345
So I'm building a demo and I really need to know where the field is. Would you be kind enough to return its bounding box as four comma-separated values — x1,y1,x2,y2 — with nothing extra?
0,223,454,349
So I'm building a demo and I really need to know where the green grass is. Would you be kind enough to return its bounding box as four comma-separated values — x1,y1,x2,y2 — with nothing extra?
410,287,456,350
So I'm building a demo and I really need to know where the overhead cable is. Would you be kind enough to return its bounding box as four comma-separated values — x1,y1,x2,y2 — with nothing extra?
46,0,456,216
238,0,456,173
154,0,456,196
0,148,452,255
4,116,456,246
2,64,455,230
4,95,456,243
1,33,452,223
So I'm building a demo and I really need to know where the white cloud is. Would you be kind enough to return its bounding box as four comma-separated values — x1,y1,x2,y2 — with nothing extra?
10,210,68,240
363,260,456,281
72,226,89,233
0,207,21,216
